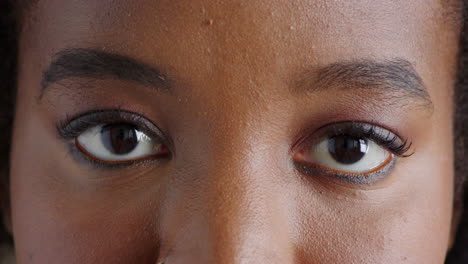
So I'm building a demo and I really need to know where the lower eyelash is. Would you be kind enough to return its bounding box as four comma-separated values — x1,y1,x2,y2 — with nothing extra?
57,109,172,169
62,133,170,170
291,121,412,187
294,157,397,186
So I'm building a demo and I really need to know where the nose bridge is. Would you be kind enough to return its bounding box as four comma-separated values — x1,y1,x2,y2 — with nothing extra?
165,130,295,263
203,144,294,263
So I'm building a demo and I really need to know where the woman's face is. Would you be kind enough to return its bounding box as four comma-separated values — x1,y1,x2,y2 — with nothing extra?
9,0,460,263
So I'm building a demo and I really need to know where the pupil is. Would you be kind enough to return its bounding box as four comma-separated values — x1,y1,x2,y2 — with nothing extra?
328,136,368,164
101,124,138,155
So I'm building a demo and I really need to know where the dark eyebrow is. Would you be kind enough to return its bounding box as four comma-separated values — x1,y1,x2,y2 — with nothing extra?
41,48,171,95
299,58,433,110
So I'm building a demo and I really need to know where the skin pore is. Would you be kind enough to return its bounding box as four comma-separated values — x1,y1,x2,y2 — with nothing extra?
8,0,462,263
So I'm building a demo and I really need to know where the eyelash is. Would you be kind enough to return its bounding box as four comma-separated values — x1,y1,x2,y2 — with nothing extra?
57,109,171,168
319,122,413,158
59,110,149,137
292,121,413,186
57,110,412,183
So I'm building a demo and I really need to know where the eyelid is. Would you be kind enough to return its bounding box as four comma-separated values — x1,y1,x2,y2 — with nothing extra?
292,121,412,157
295,148,394,176
57,109,175,157
67,141,171,170
291,121,413,187
59,109,166,138
74,130,170,165
293,158,396,187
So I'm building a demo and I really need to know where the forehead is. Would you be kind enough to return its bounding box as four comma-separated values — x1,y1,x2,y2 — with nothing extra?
24,0,458,102
31,0,446,58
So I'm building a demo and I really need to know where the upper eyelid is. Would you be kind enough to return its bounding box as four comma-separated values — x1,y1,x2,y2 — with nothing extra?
292,121,412,156
315,121,402,138
309,121,404,142
59,112,410,160
57,109,171,148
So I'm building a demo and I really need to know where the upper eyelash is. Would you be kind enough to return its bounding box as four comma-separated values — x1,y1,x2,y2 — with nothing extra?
324,122,413,157
291,122,412,187
57,109,174,157
365,125,413,157
57,109,161,140
59,113,412,167
58,116,101,138
57,109,172,169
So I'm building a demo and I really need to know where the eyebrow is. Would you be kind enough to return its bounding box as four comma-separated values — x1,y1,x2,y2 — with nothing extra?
298,58,433,110
41,49,433,111
41,48,171,95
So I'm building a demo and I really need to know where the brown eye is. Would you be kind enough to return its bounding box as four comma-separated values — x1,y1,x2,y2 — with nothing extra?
75,123,169,163
101,124,139,155
294,135,392,175
328,136,369,165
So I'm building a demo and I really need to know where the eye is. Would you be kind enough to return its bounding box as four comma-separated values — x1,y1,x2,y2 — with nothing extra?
76,123,169,163
58,110,171,166
295,135,392,174
293,122,412,185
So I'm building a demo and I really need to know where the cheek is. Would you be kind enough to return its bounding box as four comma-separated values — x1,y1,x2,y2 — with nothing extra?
9,104,162,263
12,202,159,263
292,151,453,263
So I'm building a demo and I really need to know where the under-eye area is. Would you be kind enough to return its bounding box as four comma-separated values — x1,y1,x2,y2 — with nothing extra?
292,121,413,187
57,109,172,168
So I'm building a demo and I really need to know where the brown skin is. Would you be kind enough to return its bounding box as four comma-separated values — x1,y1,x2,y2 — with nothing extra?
8,0,461,263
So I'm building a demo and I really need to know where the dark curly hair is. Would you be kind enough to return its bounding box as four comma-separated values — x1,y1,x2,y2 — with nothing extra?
0,0,16,247
0,0,467,263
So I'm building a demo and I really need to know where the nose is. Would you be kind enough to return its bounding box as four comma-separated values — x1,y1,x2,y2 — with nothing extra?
158,139,296,264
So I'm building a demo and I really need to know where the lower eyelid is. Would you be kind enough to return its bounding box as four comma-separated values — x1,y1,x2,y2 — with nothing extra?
74,137,169,164
294,157,397,187
300,153,394,176
66,139,170,170
293,141,397,187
